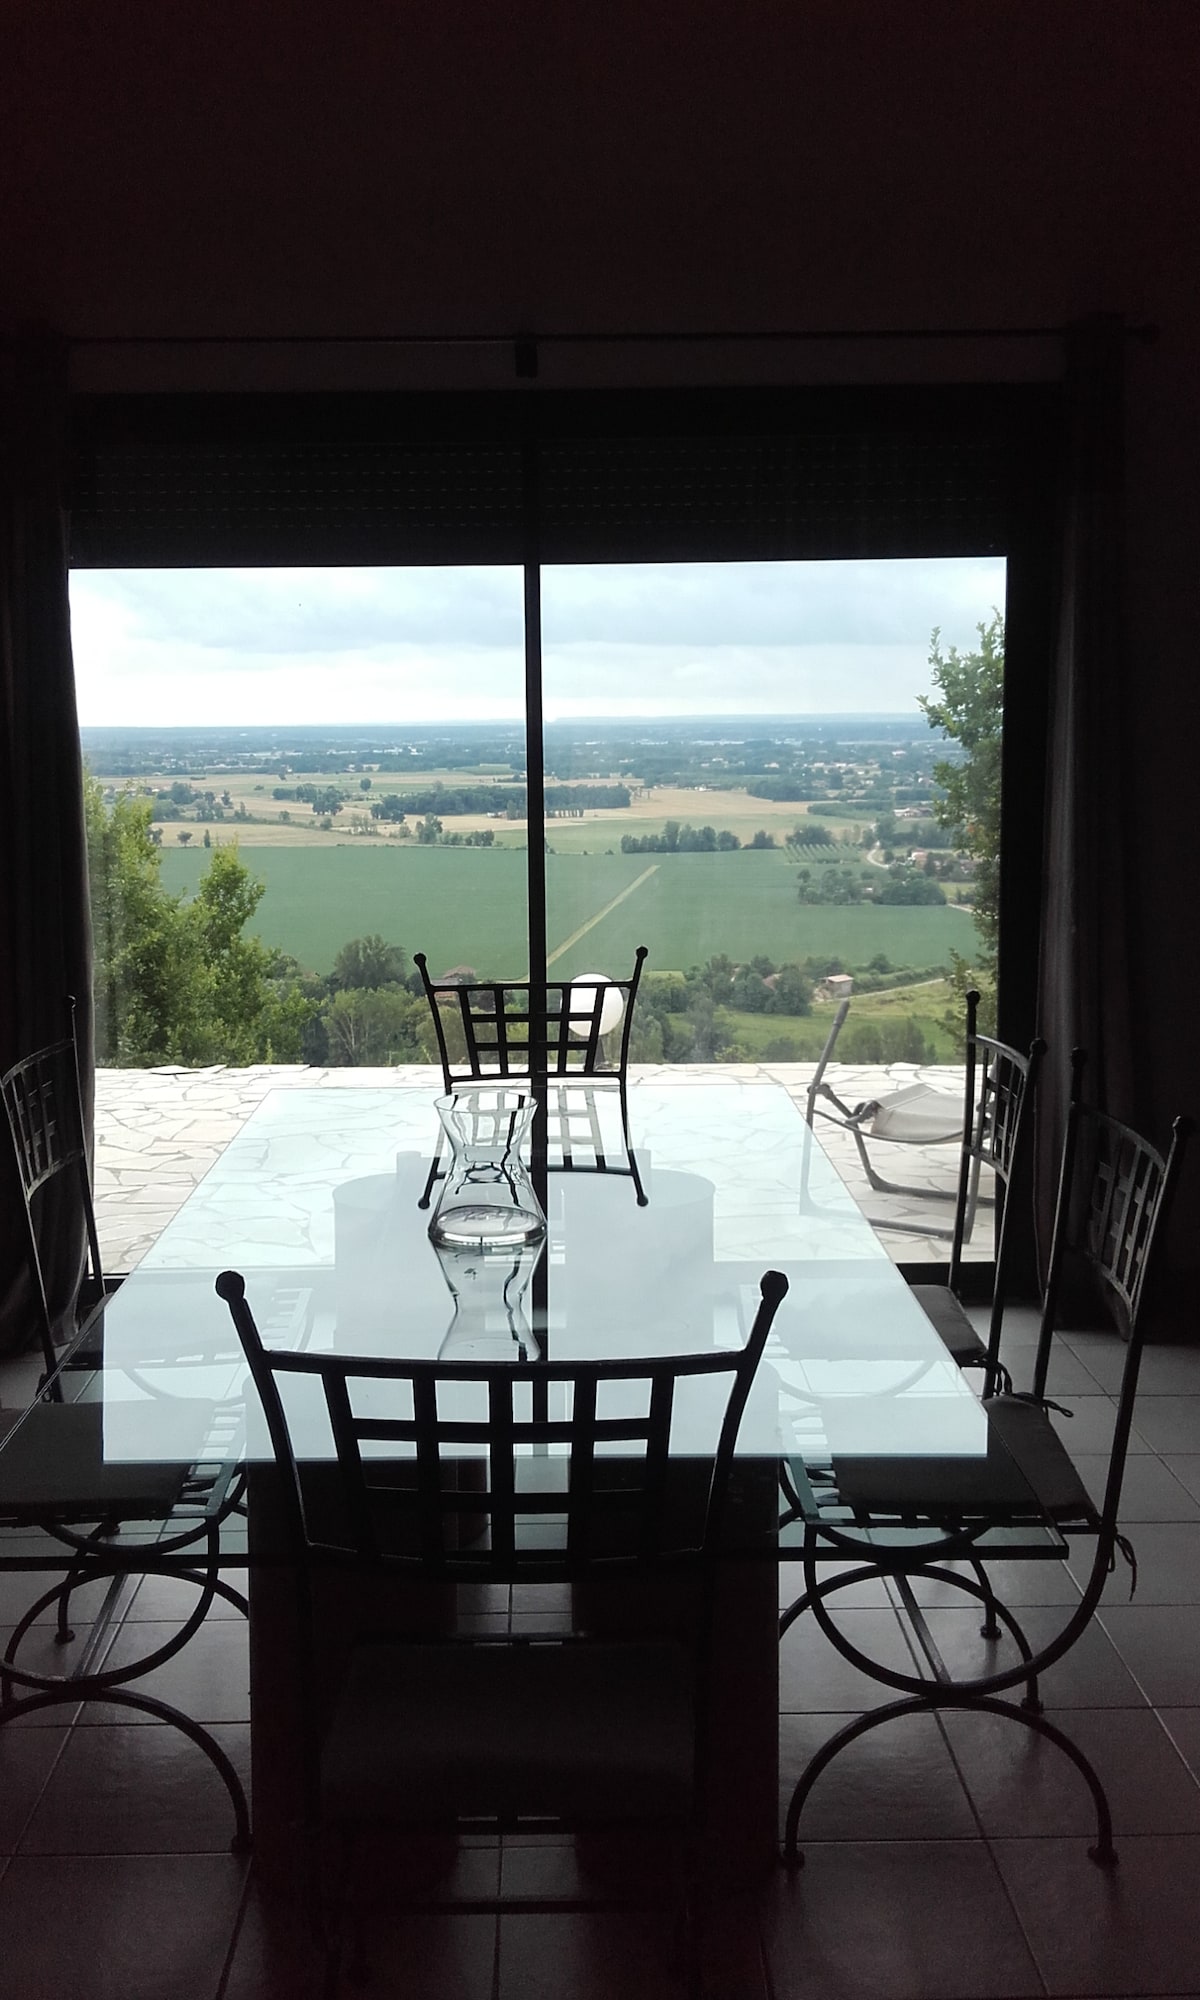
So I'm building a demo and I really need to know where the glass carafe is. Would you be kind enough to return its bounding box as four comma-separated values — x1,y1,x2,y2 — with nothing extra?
427,1086,547,1252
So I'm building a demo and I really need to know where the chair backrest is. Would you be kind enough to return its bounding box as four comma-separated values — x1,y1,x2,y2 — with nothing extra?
1033,1047,1190,1533
1,997,102,1385
217,1266,787,1584
415,948,648,1093
950,991,1046,1365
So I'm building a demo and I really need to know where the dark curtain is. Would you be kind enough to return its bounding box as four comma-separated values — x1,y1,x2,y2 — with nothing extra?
1034,317,1134,1280
0,332,93,1354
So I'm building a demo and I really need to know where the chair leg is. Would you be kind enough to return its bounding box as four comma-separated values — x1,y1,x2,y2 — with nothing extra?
969,1557,1002,1640
619,1079,649,1206
783,1692,1116,1870
0,1683,252,1851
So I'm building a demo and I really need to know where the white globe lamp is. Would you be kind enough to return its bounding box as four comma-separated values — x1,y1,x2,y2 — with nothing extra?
569,973,625,1039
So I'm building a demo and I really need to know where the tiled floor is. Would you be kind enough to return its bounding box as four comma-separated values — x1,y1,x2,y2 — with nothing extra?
1,1307,1199,1997
2,1075,1198,1996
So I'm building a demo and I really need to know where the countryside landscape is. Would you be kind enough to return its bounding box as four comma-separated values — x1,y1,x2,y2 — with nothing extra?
82,703,989,1070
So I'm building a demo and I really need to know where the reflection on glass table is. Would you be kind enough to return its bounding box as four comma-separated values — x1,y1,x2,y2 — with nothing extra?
89,1081,985,1472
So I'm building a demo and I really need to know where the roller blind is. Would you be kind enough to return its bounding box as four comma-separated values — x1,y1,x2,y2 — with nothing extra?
68,386,1057,568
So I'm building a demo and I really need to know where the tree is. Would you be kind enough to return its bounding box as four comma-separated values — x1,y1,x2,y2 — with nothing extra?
765,965,813,1017
917,612,1003,1023
84,776,314,1065
875,866,947,905
324,986,426,1066
330,935,409,991
177,830,192,846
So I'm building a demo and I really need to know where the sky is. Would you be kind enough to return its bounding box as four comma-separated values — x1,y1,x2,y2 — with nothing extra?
68,557,1006,727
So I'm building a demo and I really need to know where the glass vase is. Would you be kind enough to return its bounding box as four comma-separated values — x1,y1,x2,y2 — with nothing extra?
427,1086,547,1252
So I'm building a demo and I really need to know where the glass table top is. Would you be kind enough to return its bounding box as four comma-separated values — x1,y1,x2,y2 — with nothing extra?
92,1080,986,1466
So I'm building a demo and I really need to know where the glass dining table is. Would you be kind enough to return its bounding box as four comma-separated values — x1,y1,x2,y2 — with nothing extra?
97,1077,986,1470
59,1075,988,1883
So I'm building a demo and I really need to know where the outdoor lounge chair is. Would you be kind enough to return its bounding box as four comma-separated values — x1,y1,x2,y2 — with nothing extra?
806,991,995,1241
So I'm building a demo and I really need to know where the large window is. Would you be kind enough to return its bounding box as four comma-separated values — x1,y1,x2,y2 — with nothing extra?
72,552,1004,1071
67,382,1055,1268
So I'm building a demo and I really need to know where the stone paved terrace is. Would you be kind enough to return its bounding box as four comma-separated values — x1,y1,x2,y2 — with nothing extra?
94,1061,989,1273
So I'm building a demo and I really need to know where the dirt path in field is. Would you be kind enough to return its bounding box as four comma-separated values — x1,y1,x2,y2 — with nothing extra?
546,865,660,968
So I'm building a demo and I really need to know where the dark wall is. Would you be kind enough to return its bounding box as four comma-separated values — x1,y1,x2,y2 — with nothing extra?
5,2,1200,1282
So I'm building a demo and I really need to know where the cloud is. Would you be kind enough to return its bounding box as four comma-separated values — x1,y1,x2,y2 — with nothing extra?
69,557,1006,725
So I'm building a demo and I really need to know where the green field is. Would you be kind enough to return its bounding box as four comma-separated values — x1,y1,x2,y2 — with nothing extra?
160,845,981,980
712,982,961,1061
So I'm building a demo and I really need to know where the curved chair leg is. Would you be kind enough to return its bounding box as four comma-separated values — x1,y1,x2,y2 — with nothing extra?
968,1556,1001,1640
905,1562,1043,1713
788,1554,1042,1709
0,1684,252,1853
783,1691,1116,1871
55,1566,86,1646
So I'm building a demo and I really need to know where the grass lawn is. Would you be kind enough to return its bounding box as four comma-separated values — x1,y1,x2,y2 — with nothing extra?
698,981,961,1062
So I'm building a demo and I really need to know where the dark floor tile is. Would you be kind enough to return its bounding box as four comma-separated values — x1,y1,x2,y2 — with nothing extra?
19,1722,250,1854
914,1603,1146,1708
0,1568,118,1628
1070,1339,1200,1397
497,1910,679,2000
224,1858,500,2000
78,1618,249,1726
1125,1397,1200,1457
1151,1709,1200,1785
992,1833,1200,1994
1058,1329,1131,1390
1164,1454,1200,1503
218,1883,325,2000
499,1829,674,1903
779,1608,915,1712
0,1852,246,2000
778,1556,891,1610
0,1620,98,1726
1098,1605,1200,1706
1017,1344,1112,1397
1069,1520,1200,1603
898,1555,1083,1609
1049,1395,1151,1456
779,1711,976,1843
0,1727,68,1853
944,1704,1200,1837
1073,1452,1200,1522
761,1841,1042,1999
125,1572,247,1621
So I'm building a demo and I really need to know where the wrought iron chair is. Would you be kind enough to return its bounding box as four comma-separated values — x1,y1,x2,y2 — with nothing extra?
780,1049,1190,1871
217,1263,788,1991
415,946,649,1205
0,1004,250,1849
2,995,110,1384
806,991,1004,1241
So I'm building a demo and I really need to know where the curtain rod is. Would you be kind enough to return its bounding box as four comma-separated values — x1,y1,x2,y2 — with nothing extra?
3,321,1158,351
